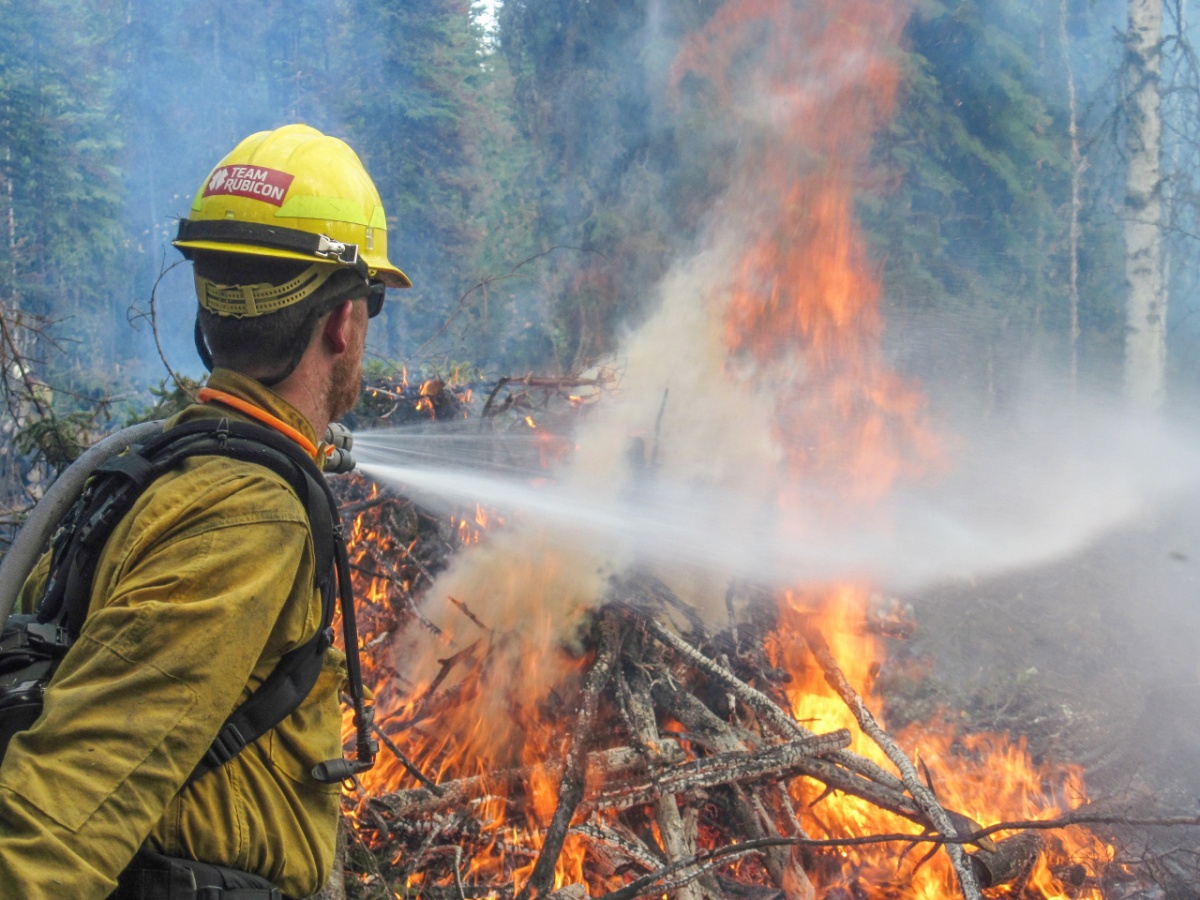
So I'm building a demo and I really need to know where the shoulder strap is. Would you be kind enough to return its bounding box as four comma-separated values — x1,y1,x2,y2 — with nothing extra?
187,574,336,785
38,420,335,628
34,417,347,783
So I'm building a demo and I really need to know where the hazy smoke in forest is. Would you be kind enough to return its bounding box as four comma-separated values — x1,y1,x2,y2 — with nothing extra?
363,263,1200,604
368,0,1200,685
83,0,1198,714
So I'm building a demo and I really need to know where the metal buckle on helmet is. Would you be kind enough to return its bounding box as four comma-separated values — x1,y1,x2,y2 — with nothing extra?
314,235,360,265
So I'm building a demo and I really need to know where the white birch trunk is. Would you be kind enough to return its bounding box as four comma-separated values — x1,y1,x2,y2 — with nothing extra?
1123,0,1166,410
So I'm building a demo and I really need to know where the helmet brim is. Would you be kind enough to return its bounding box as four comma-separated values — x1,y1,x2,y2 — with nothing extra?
174,238,412,289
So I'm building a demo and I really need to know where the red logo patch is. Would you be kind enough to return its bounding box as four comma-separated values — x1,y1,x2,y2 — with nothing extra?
203,165,294,206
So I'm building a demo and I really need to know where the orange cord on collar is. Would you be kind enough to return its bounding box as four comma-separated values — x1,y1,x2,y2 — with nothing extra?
197,387,320,459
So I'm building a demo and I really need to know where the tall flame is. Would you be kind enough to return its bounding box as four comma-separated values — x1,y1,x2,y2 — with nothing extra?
673,0,936,504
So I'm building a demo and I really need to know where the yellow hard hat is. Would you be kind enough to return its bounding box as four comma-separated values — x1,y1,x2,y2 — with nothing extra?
173,124,411,293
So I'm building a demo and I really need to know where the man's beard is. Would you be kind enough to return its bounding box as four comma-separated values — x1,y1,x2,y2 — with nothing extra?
327,346,361,422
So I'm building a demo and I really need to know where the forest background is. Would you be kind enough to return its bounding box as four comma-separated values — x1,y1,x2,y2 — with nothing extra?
5,2,1200,893
0,0,1198,507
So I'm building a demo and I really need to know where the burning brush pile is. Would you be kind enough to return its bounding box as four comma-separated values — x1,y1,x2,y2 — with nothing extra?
334,550,1123,900
322,1,1193,898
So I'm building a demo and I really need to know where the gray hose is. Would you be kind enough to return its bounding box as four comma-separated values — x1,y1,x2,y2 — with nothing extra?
0,420,164,629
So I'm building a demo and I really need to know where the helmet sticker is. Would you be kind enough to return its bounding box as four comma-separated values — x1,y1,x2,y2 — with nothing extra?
203,166,295,207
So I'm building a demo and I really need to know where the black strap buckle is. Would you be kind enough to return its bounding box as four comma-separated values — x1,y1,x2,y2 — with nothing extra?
24,621,73,650
203,723,247,768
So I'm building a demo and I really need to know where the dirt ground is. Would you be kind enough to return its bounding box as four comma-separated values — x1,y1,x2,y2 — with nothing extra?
886,485,1200,894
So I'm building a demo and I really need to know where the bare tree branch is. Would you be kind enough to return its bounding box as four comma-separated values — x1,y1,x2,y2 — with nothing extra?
405,246,609,365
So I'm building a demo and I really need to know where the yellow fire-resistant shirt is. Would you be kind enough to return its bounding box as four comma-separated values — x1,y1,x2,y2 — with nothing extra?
0,370,346,900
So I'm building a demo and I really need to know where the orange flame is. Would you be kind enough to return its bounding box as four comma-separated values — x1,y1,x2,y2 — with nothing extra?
673,0,938,505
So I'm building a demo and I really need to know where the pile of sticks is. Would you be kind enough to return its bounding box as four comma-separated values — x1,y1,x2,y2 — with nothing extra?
352,573,1054,900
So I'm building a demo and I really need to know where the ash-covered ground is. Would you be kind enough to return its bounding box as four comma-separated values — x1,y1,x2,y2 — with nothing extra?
889,484,1200,894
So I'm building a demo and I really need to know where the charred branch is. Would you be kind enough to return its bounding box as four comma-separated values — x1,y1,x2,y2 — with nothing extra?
616,660,713,900
520,609,624,900
571,820,665,875
641,614,909,800
642,616,811,745
583,732,852,815
367,744,689,823
642,681,815,898
802,627,983,900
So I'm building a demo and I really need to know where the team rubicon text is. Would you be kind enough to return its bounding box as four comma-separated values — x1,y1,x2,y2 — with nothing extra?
203,166,295,207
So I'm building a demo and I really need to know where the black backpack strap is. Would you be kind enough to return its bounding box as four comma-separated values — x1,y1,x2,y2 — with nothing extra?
187,602,333,785
31,417,355,784
154,422,341,783
37,420,335,634
35,443,163,637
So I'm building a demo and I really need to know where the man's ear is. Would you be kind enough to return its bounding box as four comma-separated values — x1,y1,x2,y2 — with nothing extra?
321,299,356,354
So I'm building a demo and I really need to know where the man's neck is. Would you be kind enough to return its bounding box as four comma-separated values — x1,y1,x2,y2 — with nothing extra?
272,373,331,441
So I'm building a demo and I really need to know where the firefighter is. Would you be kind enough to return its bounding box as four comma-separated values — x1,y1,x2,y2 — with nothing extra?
0,124,409,899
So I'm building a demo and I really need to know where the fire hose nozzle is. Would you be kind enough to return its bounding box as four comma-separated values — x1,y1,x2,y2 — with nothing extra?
311,755,375,785
322,422,356,474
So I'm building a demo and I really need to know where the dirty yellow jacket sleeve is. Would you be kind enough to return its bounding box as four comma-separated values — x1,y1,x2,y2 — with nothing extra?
0,374,345,900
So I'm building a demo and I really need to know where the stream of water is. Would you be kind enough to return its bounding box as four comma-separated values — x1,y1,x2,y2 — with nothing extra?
351,408,1200,594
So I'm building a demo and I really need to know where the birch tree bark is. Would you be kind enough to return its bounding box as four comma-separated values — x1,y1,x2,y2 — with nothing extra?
1124,0,1166,410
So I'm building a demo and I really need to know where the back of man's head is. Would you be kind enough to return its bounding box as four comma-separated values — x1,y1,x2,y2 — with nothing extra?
194,253,367,384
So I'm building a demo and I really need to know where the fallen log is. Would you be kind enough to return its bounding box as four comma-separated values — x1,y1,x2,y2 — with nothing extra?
967,831,1044,889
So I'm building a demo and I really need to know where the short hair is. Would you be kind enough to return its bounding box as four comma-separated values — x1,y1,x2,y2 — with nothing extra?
194,253,367,378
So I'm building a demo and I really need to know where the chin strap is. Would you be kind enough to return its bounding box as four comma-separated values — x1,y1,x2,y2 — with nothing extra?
194,316,214,373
